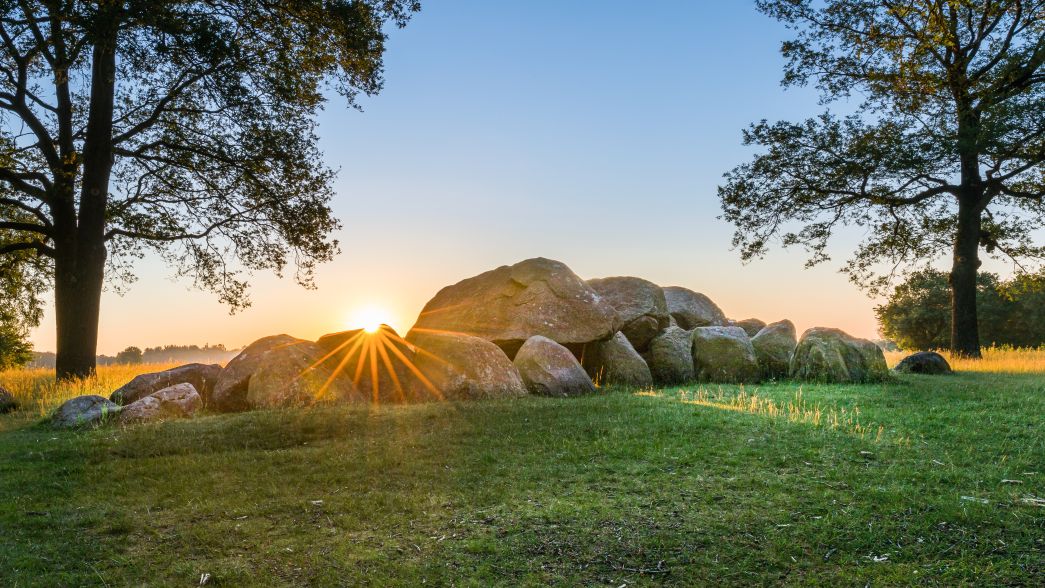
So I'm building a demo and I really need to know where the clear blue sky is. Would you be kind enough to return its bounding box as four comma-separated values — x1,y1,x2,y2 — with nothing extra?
32,1,968,353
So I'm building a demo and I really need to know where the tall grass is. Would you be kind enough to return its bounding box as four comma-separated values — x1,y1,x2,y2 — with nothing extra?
884,345,1045,373
0,363,179,417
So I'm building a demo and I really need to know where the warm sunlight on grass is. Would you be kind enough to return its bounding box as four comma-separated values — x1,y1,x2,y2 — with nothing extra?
0,362,179,419
884,346,1045,373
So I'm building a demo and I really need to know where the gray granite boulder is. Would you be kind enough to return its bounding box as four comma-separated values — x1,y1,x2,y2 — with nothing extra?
52,395,120,428
110,363,222,405
211,334,305,412
587,276,669,352
646,326,695,385
407,331,528,400
790,328,890,383
118,383,203,424
317,325,430,403
691,326,761,383
732,318,767,338
582,332,653,387
663,286,726,330
513,336,596,397
894,351,952,375
247,341,362,409
751,320,798,379
410,258,617,359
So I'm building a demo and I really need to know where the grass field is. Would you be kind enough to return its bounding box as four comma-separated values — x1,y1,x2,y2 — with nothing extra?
1,354,1043,586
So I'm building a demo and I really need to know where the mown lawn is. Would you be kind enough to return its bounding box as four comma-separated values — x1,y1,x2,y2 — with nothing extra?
1,370,1043,586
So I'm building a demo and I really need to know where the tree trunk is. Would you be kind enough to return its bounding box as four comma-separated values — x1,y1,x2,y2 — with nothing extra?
53,19,118,380
54,243,106,380
949,197,982,358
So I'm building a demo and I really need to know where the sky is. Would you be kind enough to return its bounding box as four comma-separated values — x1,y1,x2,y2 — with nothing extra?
28,1,981,354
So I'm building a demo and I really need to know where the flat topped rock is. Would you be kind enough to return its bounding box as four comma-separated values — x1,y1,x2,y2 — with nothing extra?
894,351,952,375
663,286,726,330
119,383,203,424
110,363,222,405
411,258,617,358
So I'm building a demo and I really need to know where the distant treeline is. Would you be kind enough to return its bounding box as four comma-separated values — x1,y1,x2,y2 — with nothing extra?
29,344,241,368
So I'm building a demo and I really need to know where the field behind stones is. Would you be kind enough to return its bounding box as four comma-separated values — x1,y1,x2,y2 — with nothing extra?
2,353,1043,587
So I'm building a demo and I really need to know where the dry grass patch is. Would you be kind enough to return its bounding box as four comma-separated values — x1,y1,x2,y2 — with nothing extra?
884,346,1045,373
0,362,179,418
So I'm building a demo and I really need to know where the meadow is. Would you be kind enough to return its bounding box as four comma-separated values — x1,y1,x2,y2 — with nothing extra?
1,351,1043,586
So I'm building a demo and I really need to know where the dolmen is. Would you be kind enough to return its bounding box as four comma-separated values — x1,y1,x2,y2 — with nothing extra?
49,256,897,427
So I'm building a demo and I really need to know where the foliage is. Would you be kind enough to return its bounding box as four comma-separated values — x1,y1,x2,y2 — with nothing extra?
1,370,1043,585
719,0,1045,354
876,268,1045,349
0,231,44,370
114,346,143,365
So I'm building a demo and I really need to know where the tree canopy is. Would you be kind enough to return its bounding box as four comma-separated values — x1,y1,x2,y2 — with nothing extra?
0,0,419,377
720,0,1045,356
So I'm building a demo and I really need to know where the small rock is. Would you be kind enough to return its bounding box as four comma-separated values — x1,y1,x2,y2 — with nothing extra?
118,383,203,424
894,351,952,375
513,335,596,397
52,395,120,428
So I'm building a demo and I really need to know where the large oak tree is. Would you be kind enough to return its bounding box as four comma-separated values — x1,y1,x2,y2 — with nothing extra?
0,0,418,378
720,0,1044,356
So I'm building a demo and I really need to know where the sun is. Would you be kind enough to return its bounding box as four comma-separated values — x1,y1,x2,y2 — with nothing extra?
348,305,395,334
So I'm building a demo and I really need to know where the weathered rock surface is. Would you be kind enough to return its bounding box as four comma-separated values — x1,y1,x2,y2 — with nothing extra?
118,383,202,424
751,320,798,379
790,328,890,383
733,318,767,338
52,395,120,428
411,258,617,358
582,332,653,387
587,277,669,352
407,331,528,400
513,336,596,397
212,334,305,412
0,385,16,414
110,363,222,405
316,325,431,403
691,326,761,383
646,326,695,384
663,287,726,330
894,351,953,375
247,341,361,409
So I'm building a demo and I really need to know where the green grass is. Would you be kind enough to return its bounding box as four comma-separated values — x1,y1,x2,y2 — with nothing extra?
1,372,1043,586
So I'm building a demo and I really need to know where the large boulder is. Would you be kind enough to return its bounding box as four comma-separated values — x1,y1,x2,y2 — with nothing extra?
51,395,120,428
581,332,653,387
118,383,203,424
790,328,890,383
732,318,767,338
691,326,761,383
663,286,726,330
211,334,304,412
646,326,695,385
110,363,223,405
894,351,952,375
315,325,432,403
407,331,528,400
513,336,596,397
0,385,16,414
586,277,669,352
247,341,362,409
751,320,798,379
410,258,617,358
